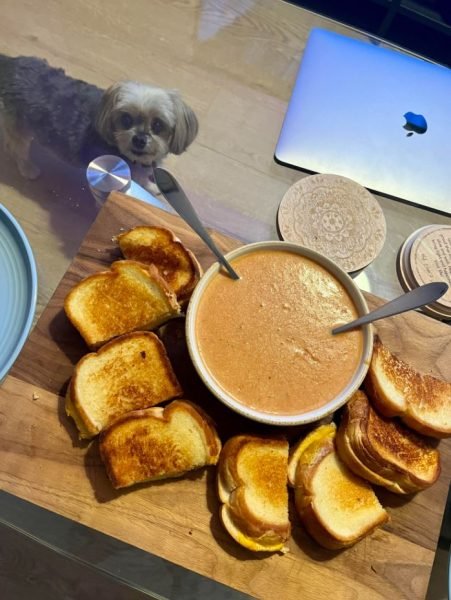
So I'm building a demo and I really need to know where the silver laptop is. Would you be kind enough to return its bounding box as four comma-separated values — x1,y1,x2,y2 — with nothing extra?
275,28,451,215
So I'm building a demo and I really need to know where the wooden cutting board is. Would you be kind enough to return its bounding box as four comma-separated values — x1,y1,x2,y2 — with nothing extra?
1,192,450,600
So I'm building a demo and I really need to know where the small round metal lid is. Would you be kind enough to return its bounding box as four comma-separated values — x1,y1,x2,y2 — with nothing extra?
397,224,451,320
86,155,131,203
277,174,386,273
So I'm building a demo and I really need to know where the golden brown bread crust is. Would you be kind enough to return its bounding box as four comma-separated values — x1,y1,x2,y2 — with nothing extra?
289,424,388,550
217,435,291,548
64,260,180,348
297,500,387,551
99,400,221,489
65,386,91,438
179,399,223,461
290,432,349,550
336,391,440,494
67,331,182,438
117,226,202,305
365,336,451,438
288,425,335,490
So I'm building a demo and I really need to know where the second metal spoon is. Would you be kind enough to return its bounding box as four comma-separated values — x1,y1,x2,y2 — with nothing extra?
332,281,448,334
154,167,240,280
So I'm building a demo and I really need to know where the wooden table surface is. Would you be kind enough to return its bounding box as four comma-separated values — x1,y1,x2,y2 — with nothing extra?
0,0,449,317
1,192,449,600
0,1,449,598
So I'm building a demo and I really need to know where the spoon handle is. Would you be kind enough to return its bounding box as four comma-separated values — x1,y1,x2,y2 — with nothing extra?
154,167,239,280
332,281,448,335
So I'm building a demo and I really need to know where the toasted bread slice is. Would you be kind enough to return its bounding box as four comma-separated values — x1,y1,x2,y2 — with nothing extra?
336,391,440,494
365,336,451,438
99,400,221,488
66,331,182,439
288,423,388,549
117,226,202,305
217,435,290,552
65,260,181,348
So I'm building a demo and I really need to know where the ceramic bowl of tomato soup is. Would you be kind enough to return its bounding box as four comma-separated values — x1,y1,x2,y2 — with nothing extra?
186,241,373,426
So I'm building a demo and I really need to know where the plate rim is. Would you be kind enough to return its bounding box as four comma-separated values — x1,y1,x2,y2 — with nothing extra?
0,203,38,382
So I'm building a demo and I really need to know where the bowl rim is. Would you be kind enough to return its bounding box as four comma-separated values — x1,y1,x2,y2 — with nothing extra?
185,240,373,426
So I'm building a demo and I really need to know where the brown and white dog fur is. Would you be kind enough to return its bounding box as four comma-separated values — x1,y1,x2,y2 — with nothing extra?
0,54,198,193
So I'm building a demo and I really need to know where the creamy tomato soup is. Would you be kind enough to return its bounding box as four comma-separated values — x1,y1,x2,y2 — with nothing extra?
195,249,363,415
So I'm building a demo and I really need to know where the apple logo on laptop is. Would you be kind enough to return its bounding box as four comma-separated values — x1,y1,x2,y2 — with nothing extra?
403,112,428,137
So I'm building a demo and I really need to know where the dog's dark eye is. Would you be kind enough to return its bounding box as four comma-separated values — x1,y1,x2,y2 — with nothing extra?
120,112,133,129
151,118,166,135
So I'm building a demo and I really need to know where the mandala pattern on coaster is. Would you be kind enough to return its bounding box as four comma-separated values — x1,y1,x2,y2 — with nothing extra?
278,174,387,272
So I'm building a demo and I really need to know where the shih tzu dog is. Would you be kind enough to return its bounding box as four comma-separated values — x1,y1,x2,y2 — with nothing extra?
0,54,198,189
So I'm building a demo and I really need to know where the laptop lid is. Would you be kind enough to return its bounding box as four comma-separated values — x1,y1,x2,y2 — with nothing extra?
275,28,451,215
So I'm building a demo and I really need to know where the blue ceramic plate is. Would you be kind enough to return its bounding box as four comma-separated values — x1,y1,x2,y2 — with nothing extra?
0,204,37,382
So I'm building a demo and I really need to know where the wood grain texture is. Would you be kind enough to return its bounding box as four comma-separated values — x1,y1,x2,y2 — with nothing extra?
1,192,450,600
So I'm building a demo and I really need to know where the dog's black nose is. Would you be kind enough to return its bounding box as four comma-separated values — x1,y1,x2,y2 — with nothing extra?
132,134,147,150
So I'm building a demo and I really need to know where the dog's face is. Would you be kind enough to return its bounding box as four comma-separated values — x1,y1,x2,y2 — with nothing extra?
95,82,198,166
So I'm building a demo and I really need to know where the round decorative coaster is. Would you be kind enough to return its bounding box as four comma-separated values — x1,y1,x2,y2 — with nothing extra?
277,174,387,273
397,224,451,320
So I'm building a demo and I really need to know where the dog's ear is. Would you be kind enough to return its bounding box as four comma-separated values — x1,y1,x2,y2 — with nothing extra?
95,83,122,145
168,91,198,155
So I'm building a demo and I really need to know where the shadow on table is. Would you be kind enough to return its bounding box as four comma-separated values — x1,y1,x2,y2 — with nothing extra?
0,141,98,260
49,308,88,370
